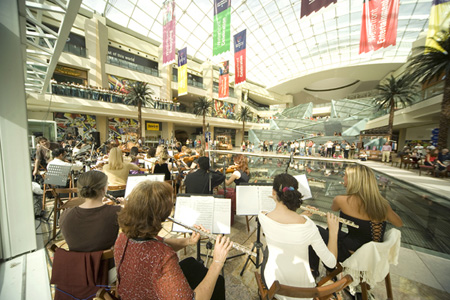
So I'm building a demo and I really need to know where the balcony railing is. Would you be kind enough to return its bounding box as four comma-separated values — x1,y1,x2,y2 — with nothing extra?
106,56,159,77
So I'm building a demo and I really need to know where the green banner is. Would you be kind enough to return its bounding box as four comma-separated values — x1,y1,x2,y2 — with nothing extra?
213,4,231,56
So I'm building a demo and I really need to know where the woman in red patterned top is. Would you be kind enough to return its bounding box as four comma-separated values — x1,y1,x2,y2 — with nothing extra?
115,181,232,300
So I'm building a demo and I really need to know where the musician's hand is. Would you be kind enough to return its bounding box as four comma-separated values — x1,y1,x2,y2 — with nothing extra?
117,197,126,205
212,235,233,266
300,205,317,217
327,212,340,236
189,224,205,245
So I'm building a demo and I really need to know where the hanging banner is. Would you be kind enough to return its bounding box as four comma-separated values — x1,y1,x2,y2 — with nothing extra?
163,0,176,66
213,0,231,57
233,29,246,86
359,0,400,54
426,0,450,51
300,0,337,18
218,61,229,100
178,47,188,96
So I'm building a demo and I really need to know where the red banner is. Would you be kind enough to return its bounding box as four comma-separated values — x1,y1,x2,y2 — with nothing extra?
301,0,337,18
163,0,176,65
219,61,229,100
359,0,400,54
234,30,246,85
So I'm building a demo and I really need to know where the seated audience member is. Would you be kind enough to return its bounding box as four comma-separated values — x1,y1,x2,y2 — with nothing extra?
225,154,250,186
424,149,438,166
60,171,121,252
436,148,450,172
114,181,231,300
259,173,339,296
33,136,52,176
359,150,367,161
185,157,225,194
310,164,403,274
103,147,140,196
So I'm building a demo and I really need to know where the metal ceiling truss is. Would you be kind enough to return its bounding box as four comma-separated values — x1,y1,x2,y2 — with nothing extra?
23,0,82,94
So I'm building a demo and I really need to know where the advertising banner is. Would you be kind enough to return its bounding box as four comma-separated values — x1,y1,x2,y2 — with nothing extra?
301,0,337,18
178,47,188,96
426,0,450,51
219,61,229,99
359,0,400,54
163,0,176,65
213,0,231,57
233,29,246,85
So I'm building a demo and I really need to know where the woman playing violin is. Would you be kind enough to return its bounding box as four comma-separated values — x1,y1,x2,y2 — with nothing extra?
225,154,250,186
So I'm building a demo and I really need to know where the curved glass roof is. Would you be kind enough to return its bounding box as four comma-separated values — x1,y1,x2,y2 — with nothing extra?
81,0,431,88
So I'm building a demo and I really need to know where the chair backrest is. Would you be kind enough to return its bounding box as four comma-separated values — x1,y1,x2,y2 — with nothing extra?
255,272,353,300
94,288,119,300
341,228,401,288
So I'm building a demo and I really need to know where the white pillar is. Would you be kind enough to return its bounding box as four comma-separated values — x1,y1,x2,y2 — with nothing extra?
0,0,37,259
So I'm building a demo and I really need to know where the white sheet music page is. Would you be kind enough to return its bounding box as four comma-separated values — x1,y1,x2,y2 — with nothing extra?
259,186,275,212
236,185,258,215
213,198,231,234
172,196,200,233
294,174,313,200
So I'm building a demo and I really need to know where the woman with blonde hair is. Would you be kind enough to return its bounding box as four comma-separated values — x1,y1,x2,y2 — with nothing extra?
310,164,402,273
114,181,231,300
102,147,140,195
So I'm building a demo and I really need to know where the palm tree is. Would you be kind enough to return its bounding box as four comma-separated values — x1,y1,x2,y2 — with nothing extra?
374,74,418,140
237,105,252,145
124,81,154,140
193,96,214,149
407,27,450,149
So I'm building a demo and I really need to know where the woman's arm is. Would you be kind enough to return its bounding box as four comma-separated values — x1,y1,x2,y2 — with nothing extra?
225,173,238,186
326,213,339,260
193,235,232,300
386,205,403,227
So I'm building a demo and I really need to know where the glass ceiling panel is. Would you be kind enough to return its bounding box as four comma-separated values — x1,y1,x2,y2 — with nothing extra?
81,0,431,88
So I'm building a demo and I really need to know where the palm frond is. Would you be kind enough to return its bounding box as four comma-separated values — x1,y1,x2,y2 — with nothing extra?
193,96,213,117
374,75,419,110
407,27,450,85
237,106,252,122
124,82,154,107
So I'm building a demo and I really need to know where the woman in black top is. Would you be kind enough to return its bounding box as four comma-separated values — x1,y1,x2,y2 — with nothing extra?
225,154,250,186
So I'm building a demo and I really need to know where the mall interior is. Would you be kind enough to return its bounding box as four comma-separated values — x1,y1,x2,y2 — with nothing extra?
1,0,450,299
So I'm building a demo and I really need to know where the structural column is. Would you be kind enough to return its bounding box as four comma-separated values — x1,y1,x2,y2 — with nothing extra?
85,14,108,88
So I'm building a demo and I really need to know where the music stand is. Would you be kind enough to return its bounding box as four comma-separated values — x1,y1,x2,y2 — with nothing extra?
236,183,272,276
44,164,72,186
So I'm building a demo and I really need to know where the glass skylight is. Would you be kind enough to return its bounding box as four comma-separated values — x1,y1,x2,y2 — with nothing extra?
81,0,431,88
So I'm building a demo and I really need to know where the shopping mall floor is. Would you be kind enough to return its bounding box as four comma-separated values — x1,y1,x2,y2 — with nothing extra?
38,151,450,299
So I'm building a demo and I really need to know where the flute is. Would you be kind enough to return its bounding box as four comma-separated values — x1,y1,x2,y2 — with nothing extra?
104,193,121,205
300,206,359,229
168,217,257,257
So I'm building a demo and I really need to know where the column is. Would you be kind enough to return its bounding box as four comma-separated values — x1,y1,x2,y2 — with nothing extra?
0,0,37,258
96,115,108,143
85,14,108,88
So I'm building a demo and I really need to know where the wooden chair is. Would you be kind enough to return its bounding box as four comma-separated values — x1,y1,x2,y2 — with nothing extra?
94,288,120,300
317,228,401,300
418,164,435,176
49,244,116,299
52,187,79,239
399,155,412,169
255,271,353,300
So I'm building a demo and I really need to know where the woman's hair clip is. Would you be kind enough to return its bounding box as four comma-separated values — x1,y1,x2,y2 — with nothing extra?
282,186,295,193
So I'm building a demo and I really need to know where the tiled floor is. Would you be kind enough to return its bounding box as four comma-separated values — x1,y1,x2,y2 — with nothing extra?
39,151,450,299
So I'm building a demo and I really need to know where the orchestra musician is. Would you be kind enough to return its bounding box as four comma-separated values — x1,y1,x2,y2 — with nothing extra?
59,171,121,252
309,164,403,276
102,147,140,196
184,157,225,194
114,181,231,300
225,154,250,186
258,173,339,300
33,136,51,176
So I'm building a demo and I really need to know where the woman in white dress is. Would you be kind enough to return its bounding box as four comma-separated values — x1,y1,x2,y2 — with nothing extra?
258,173,339,300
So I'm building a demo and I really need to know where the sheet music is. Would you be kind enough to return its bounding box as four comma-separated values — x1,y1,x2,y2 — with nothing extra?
259,186,276,212
294,174,312,200
236,185,275,216
212,198,231,234
125,175,165,197
172,196,231,234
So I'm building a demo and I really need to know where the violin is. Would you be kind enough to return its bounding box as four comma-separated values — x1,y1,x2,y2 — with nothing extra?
217,165,238,174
